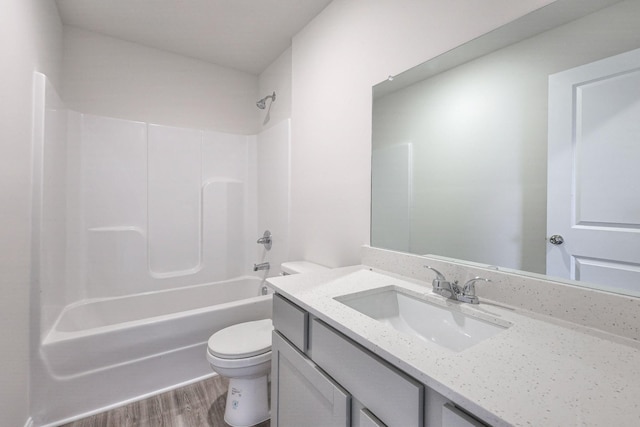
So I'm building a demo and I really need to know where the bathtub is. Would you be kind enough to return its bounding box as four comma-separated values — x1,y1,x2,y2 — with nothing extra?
41,275,272,378
34,275,273,425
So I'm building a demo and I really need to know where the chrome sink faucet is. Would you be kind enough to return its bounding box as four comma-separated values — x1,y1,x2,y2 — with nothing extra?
425,266,460,299
424,266,490,304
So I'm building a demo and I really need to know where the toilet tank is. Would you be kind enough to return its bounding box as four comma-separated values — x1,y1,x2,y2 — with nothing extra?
280,261,329,275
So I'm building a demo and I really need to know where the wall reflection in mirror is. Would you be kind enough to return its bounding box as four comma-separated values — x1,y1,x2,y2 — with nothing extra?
371,0,640,297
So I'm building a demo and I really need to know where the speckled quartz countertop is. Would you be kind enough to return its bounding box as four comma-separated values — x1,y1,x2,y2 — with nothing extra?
267,265,640,427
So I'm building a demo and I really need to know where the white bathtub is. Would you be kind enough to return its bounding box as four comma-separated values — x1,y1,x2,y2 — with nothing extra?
41,275,272,378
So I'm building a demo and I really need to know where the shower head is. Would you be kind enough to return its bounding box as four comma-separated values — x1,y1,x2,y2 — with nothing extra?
256,91,276,109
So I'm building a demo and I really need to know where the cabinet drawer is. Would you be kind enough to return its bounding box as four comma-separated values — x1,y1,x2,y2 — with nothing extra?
273,294,308,351
310,319,424,427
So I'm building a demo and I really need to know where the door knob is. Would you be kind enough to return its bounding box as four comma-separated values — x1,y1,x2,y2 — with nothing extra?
549,235,564,245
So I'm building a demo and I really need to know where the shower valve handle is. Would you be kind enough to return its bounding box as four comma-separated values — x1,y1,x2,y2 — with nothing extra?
257,230,272,250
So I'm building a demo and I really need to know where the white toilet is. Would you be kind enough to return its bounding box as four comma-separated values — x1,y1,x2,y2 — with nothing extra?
207,319,273,427
206,261,329,427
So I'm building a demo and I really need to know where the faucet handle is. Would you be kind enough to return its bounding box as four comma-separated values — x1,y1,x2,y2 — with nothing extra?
463,277,491,294
458,277,491,304
424,265,446,281
425,266,459,297
256,230,272,250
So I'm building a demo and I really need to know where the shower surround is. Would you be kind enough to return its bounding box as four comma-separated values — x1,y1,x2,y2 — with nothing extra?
30,73,288,426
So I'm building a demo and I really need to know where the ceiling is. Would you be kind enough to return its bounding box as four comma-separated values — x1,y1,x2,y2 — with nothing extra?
55,0,333,75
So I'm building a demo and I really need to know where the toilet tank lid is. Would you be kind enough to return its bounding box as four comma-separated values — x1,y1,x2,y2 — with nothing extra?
281,261,330,275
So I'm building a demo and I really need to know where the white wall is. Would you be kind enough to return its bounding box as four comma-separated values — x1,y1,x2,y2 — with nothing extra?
62,26,259,135
258,48,293,130
0,1,62,425
288,0,555,268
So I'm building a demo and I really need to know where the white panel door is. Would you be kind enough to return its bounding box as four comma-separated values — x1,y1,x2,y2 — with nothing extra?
547,47,640,295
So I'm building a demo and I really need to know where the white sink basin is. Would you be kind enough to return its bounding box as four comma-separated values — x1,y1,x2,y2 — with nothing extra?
335,287,509,352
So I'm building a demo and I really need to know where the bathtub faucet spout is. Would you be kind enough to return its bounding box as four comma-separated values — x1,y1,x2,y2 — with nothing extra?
253,262,270,272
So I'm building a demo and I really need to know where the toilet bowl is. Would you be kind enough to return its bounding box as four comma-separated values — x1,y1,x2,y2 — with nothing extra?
207,319,273,427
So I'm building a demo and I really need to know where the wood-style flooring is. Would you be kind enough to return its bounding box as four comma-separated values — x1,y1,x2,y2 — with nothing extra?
61,375,270,427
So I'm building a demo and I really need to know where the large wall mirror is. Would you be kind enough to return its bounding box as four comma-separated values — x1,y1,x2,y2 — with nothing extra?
371,0,640,297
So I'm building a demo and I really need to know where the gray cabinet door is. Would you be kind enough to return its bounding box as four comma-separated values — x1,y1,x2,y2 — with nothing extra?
442,403,487,427
271,331,350,427
359,408,387,427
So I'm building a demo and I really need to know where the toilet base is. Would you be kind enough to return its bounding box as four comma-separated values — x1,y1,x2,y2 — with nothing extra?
224,375,270,427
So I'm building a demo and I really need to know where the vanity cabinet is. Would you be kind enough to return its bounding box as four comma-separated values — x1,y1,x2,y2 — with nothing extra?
271,294,489,427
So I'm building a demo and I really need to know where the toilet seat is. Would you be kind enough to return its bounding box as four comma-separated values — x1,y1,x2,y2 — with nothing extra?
207,319,273,359
207,347,271,369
